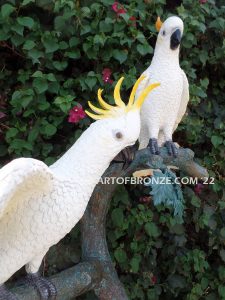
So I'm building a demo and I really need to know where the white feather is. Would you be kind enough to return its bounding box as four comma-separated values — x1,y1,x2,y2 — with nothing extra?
0,109,141,284
136,16,189,149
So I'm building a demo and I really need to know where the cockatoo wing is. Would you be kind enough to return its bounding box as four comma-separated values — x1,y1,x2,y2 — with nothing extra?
0,158,54,219
173,70,189,132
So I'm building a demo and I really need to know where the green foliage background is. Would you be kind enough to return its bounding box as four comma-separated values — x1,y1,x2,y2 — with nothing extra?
0,0,224,299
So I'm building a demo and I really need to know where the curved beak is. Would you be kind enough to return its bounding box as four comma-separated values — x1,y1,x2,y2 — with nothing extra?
170,29,182,50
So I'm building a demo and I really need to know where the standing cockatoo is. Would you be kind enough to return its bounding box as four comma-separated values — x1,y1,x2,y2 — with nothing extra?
0,77,159,300
136,16,189,156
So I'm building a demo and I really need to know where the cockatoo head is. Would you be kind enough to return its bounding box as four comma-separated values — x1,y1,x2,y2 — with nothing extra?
155,16,184,52
85,77,160,153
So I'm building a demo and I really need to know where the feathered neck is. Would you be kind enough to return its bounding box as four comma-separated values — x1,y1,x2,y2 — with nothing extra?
151,42,180,67
50,121,118,188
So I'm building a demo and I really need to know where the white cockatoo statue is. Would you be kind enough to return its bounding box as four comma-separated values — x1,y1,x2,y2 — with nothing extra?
135,16,189,157
0,76,159,300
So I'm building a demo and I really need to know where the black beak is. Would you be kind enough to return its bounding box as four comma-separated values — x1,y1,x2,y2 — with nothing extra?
170,29,182,50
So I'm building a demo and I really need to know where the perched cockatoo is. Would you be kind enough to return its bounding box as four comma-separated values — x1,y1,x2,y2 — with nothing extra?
0,77,159,300
136,16,189,156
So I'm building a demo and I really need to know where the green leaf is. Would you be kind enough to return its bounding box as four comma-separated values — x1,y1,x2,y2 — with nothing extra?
22,0,35,5
220,228,225,238
32,71,56,82
0,145,8,157
168,274,186,289
80,25,91,35
21,94,33,108
33,78,48,94
6,128,18,139
32,71,44,78
1,4,15,19
112,49,128,64
85,77,97,90
28,49,43,63
200,78,209,89
59,41,68,50
211,135,223,148
54,95,74,113
130,256,141,273
114,248,127,263
11,89,34,109
38,101,50,111
65,50,81,59
17,17,34,29
93,34,105,46
219,266,225,281
135,33,146,45
137,43,153,56
10,139,33,151
11,24,24,36
53,61,68,71
99,20,113,33
28,127,39,142
43,124,57,136
69,37,80,47
46,73,57,82
48,82,60,94
0,29,11,41
81,7,91,16
23,40,35,50
144,223,160,238
218,285,225,298
11,35,24,47
170,224,185,235
42,37,59,53
147,169,184,219
219,249,225,263
191,195,201,208
111,208,124,227
199,51,208,65
54,16,66,31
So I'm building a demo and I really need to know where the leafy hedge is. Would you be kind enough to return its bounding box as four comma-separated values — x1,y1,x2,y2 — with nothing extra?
0,0,225,299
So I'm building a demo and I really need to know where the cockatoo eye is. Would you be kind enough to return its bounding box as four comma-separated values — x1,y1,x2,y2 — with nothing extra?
162,30,166,36
113,130,123,140
116,132,123,139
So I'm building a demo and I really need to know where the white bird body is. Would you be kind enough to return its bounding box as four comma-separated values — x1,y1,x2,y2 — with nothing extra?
136,16,189,150
0,77,160,288
0,122,117,283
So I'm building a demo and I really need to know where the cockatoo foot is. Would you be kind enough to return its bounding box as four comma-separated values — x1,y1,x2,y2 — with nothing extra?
113,144,138,169
148,138,160,155
27,272,57,300
165,140,178,157
0,284,18,300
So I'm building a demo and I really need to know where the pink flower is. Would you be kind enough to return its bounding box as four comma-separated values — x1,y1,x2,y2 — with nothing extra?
151,275,157,285
0,112,6,119
68,104,86,124
139,196,151,204
129,16,137,27
199,0,207,3
194,183,204,195
112,2,127,16
102,68,113,84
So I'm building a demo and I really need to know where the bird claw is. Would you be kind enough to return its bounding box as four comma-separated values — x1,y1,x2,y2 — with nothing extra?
113,144,138,170
165,140,178,157
148,138,160,155
0,285,18,300
27,272,57,300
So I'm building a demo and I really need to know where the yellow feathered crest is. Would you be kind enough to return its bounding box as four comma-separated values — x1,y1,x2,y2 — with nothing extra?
85,76,160,120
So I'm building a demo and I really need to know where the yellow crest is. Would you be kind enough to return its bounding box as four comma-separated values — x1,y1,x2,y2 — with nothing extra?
155,16,163,32
85,76,160,120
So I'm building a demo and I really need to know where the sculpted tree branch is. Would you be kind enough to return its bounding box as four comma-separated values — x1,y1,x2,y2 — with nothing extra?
10,147,208,299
